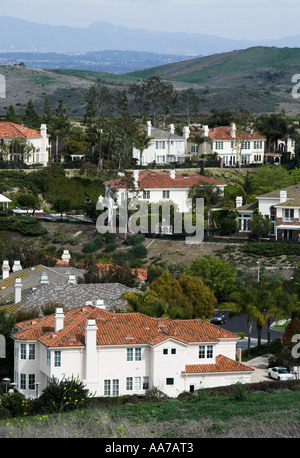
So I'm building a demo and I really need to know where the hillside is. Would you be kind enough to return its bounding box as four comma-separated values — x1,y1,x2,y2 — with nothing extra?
0,46,299,116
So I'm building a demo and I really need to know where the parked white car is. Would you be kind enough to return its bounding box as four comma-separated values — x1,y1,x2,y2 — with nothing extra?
267,366,294,381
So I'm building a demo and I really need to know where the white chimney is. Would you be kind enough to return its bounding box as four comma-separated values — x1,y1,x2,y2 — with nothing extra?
84,319,98,382
40,271,49,284
96,299,106,309
68,274,77,285
12,261,22,273
133,170,139,188
203,125,209,137
14,278,22,304
183,126,190,139
61,250,70,263
169,124,175,135
2,260,9,280
169,170,176,179
54,307,65,332
85,300,93,306
146,121,151,136
280,190,287,203
230,123,236,139
236,196,243,208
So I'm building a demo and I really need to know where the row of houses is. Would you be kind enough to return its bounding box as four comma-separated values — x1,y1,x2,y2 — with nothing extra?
0,120,296,168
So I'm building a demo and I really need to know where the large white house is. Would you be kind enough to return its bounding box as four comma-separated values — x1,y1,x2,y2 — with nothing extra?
104,169,225,213
0,122,50,166
236,184,300,241
12,305,253,399
188,123,266,167
132,121,190,166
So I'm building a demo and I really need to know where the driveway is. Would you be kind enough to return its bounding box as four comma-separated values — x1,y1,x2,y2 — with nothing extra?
246,354,270,383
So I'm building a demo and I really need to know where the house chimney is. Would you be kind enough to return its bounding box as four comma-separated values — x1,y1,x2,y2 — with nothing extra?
133,170,139,188
40,271,49,284
68,274,77,285
169,170,176,179
169,124,175,135
146,121,151,136
236,196,243,208
230,123,236,139
54,307,65,332
95,299,106,309
280,190,287,203
14,278,22,304
12,261,22,273
84,319,98,382
182,126,190,139
61,250,70,264
2,260,9,280
203,125,209,137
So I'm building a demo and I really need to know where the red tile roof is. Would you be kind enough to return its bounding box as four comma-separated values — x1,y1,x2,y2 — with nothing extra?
105,170,225,190
208,126,265,141
182,355,253,373
0,122,45,138
13,306,239,348
97,263,147,281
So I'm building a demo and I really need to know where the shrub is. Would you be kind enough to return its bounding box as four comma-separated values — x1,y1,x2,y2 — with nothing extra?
104,243,116,253
83,241,98,253
36,377,90,414
125,233,145,246
130,243,148,259
1,392,33,417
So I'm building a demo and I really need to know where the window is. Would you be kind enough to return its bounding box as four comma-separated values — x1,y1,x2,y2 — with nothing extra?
29,344,35,360
143,190,150,199
284,209,294,222
104,379,111,396
166,378,174,385
190,145,199,153
54,350,61,367
206,345,213,359
47,349,51,366
163,348,168,355
156,141,165,149
199,346,205,359
20,373,26,390
112,379,119,396
143,376,150,390
156,155,166,163
254,141,263,150
171,348,176,355
134,377,141,391
241,141,250,150
20,343,26,360
126,377,133,391
127,348,142,361
215,141,223,150
135,348,141,361
29,374,35,391
162,190,170,199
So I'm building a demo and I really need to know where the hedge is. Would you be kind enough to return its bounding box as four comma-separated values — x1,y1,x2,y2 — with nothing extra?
0,217,47,236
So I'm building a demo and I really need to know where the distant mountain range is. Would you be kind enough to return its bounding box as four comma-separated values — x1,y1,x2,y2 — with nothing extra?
1,16,300,57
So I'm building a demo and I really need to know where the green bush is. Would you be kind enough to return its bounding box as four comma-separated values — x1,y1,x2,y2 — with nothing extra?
104,243,116,253
130,243,148,259
83,241,98,253
0,217,47,236
0,403,11,418
1,392,35,417
36,377,90,414
125,233,145,246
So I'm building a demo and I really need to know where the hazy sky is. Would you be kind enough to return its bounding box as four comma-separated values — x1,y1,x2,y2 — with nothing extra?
0,0,298,40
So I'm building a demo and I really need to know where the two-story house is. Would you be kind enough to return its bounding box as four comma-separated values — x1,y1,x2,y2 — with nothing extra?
0,122,50,166
104,169,226,214
12,305,253,399
132,121,190,166
236,185,300,241
188,123,266,167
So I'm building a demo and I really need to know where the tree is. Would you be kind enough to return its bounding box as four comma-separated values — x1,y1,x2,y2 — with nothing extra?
133,129,152,166
122,290,168,316
8,138,36,163
188,182,224,236
150,272,184,303
23,99,40,127
178,275,216,319
5,104,19,123
17,193,38,214
53,198,72,220
180,88,200,126
247,212,272,241
185,255,237,302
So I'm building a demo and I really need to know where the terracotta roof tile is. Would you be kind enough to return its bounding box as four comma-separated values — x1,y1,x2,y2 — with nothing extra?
12,306,239,348
208,126,265,141
105,170,225,190
183,355,254,373
0,122,45,138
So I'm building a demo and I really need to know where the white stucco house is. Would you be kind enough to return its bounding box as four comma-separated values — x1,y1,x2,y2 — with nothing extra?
104,169,226,214
12,305,253,399
0,122,50,166
236,184,300,241
188,123,266,167
132,121,190,166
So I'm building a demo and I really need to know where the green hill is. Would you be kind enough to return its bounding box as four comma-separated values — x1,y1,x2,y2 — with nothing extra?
0,46,299,116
